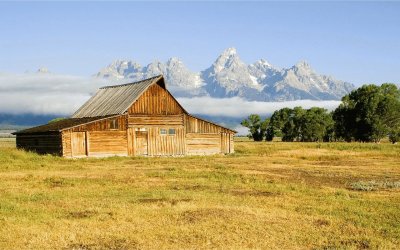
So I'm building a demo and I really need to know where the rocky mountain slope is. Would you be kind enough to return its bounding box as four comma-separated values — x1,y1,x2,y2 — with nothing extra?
96,48,354,101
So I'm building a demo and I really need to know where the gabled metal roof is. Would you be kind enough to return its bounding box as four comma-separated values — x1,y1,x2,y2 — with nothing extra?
71,75,163,118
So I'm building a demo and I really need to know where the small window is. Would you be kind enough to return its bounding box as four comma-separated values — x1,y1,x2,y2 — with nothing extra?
109,119,118,129
168,128,176,135
160,128,167,135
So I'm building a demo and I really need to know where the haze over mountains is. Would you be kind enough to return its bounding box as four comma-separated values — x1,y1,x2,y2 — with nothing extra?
96,48,354,101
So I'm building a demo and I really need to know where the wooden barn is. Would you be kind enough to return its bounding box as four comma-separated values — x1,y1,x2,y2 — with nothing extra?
14,75,236,157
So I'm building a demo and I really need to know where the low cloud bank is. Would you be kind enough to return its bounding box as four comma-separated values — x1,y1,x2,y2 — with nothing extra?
177,97,341,118
0,72,342,118
0,72,106,115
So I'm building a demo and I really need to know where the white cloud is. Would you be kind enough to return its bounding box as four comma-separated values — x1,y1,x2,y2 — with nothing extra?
0,72,106,115
0,72,342,118
177,96,341,118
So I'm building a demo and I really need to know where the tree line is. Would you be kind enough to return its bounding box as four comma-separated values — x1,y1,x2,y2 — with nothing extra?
241,83,400,143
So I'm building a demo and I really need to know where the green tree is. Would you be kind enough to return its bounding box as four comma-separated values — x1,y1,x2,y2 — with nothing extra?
241,114,267,141
332,98,355,142
270,107,292,137
323,113,336,142
389,128,400,144
278,107,333,142
333,83,400,142
281,107,304,142
264,118,274,141
300,107,334,142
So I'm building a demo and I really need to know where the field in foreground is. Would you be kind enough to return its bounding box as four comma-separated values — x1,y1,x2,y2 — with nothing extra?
0,138,399,249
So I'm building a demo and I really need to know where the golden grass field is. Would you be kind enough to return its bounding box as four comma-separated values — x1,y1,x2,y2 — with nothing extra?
0,138,399,249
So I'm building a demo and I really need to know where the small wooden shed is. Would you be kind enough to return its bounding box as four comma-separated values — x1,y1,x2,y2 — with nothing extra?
14,75,236,157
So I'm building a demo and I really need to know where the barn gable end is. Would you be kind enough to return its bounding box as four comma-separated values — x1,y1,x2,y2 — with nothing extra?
126,82,186,156
128,82,185,115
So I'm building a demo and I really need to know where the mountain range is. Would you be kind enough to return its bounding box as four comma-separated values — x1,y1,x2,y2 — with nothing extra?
96,47,354,101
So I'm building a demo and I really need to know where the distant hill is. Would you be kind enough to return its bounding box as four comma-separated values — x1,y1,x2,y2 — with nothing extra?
0,114,60,130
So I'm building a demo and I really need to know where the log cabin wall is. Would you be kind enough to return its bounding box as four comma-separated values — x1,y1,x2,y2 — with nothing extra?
184,115,235,155
85,131,127,157
16,132,62,155
62,115,128,157
185,115,221,134
186,133,221,155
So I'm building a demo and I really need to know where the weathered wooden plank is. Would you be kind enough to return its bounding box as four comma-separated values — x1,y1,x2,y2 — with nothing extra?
87,131,127,155
61,131,72,157
127,127,134,156
128,84,184,115
138,126,185,156
128,114,184,126
85,131,90,156
71,132,86,156
135,131,148,155
185,133,221,155
230,134,234,153
186,133,223,139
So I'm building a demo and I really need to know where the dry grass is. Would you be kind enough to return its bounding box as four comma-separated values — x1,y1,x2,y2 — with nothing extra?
0,139,399,249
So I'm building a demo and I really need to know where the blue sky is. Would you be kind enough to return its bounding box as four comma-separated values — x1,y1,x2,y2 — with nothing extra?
0,1,399,86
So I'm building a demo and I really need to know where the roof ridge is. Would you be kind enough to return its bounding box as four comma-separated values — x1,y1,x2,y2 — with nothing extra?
100,75,162,89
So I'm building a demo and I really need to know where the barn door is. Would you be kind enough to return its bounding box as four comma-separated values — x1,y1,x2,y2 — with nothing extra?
135,131,148,155
71,132,87,157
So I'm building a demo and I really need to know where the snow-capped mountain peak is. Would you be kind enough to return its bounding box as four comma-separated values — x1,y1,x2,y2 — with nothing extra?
201,47,265,96
256,59,273,68
96,60,142,79
222,47,237,56
211,47,244,72
295,60,310,68
292,60,313,75
167,57,184,66
96,48,354,101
